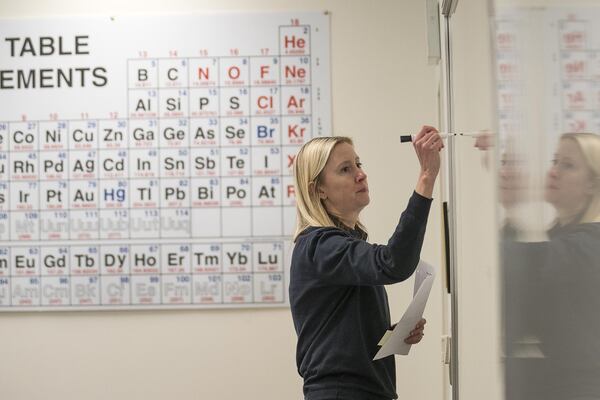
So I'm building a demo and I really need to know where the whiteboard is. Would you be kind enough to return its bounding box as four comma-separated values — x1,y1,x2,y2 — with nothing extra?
0,12,331,310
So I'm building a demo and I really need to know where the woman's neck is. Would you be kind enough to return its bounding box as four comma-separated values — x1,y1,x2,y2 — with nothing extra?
556,203,587,226
328,211,357,229
323,203,358,228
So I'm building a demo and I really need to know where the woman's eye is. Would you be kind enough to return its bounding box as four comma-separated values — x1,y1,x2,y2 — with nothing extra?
562,162,574,170
341,167,350,173
356,162,363,169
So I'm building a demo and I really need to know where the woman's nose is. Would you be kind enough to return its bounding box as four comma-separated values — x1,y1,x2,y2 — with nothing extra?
356,170,367,182
548,165,559,179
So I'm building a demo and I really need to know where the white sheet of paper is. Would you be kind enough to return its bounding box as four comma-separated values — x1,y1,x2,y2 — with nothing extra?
373,260,436,360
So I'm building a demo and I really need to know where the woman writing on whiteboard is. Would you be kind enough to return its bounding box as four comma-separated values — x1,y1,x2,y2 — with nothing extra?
289,126,443,400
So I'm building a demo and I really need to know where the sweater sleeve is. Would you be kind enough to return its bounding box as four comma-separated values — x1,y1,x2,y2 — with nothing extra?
298,191,432,286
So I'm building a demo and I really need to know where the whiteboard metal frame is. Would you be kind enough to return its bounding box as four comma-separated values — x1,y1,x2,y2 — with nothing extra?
441,1,460,400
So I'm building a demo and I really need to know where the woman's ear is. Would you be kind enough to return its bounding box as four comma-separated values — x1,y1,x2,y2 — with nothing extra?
585,175,600,193
310,181,327,200
318,187,328,200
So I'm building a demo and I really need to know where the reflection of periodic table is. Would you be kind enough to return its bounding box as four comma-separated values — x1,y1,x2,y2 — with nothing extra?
548,9,600,137
0,13,331,310
495,7,600,143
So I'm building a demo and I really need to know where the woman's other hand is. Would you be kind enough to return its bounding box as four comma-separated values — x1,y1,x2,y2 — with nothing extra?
404,318,426,345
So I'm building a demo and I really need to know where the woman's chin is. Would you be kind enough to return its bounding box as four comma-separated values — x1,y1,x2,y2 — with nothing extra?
544,187,557,204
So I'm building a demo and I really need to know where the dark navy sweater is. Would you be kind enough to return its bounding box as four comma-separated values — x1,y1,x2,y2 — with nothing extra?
290,192,432,400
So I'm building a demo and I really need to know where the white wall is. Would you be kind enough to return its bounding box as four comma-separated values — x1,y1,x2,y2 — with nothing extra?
0,1,451,400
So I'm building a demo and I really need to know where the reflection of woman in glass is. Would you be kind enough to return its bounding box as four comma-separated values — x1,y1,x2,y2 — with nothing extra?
503,132,600,400
545,133,600,226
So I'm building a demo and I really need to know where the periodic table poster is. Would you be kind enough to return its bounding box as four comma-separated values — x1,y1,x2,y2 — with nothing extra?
0,12,331,310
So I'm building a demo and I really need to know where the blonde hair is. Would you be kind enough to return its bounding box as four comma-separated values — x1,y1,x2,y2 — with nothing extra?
561,132,600,223
293,136,367,241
